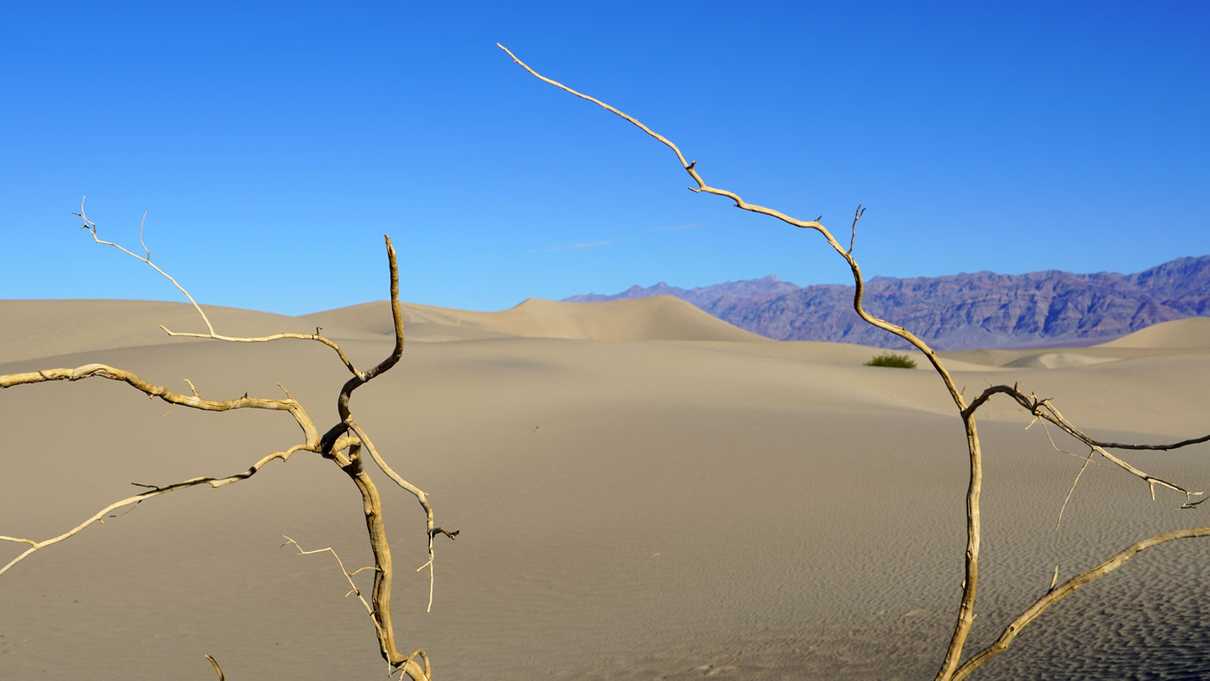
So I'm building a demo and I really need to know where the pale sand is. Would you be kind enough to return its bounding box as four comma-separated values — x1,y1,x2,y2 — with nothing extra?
1,297,1208,680
302,295,766,344
1102,317,1210,350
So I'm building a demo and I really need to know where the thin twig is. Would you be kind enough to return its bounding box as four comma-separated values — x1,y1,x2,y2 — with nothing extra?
76,197,363,377
77,196,215,336
1,444,308,576
848,203,864,255
137,209,151,260
1056,448,1094,532
282,535,386,639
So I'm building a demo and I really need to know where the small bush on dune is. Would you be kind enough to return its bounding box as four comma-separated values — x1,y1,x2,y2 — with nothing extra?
865,352,917,368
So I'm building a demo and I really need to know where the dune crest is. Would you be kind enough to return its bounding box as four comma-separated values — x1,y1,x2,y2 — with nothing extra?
1100,317,1210,349
1004,352,1119,369
0,299,376,364
305,295,765,343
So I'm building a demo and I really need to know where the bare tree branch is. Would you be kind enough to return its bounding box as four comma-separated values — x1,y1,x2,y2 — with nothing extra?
965,385,1207,506
282,535,386,640
1,444,308,576
348,418,458,615
76,197,364,377
76,196,215,337
138,209,151,260
499,44,1209,681
3,220,444,681
848,203,865,255
205,654,225,681
952,527,1210,680
0,363,318,445
1056,448,1093,532
499,43,981,677
1088,433,1210,452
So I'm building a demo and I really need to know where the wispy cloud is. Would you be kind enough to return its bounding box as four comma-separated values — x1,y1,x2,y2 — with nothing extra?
539,240,611,253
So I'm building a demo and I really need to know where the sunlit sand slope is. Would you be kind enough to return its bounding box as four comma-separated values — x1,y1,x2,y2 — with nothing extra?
303,295,765,343
1101,317,1210,349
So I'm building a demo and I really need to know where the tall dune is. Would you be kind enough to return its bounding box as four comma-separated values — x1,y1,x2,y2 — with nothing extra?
304,295,765,343
1100,317,1210,349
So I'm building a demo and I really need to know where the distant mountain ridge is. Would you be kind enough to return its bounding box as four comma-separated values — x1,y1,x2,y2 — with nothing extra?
565,256,1210,349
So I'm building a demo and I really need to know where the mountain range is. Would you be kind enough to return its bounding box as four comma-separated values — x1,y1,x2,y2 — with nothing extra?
565,255,1210,349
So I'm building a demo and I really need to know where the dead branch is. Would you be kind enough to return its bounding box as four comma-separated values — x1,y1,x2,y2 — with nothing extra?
282,535,386,640
205,654,225,681
952,526,1210,680
498,42,979,677
967,384,1210,454
0,444,309,576
1055,448,1094,532
965,385,1208,506
75,197,363,376
847,203,865,255
0,364,317,444
499,44,1209,681
348,418,457,614
2,218,447,681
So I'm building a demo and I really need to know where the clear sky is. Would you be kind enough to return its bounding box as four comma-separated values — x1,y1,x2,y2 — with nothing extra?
2,2,1207,315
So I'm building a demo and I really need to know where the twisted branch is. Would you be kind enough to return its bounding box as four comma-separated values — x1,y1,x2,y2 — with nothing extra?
349,419,456,614
3,214,448,681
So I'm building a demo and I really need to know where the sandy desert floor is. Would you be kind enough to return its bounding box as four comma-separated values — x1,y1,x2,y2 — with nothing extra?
2,296,1208,680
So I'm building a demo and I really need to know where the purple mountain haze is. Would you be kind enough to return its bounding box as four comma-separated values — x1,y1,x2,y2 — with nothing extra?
565,256,1210,349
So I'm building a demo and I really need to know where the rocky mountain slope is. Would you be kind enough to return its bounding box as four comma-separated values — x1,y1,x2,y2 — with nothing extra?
566,256,1210,349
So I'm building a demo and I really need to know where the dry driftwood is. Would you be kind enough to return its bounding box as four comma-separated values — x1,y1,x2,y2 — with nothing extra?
498,43,1210,680
0,201,454,681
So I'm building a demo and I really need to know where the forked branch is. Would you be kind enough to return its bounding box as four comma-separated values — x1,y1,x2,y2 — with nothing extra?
966,385,1209,505
76,197,363,376
282,535,386,639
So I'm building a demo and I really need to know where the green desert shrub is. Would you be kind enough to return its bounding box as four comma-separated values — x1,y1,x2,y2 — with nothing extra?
865,352,917,369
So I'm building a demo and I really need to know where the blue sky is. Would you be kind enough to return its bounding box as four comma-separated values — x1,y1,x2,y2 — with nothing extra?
2,2,1207,314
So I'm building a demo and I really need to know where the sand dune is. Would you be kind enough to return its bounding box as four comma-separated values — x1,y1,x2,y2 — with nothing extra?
1003,351,1120,369
2,301,1208,681
0,299,379,364
304,295,765,343
0,295,759,363
1101,317,1210,349
302,300,508,342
